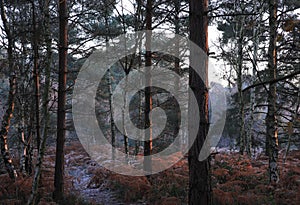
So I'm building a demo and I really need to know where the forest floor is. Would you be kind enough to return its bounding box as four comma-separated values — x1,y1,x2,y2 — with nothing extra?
0,141,300,205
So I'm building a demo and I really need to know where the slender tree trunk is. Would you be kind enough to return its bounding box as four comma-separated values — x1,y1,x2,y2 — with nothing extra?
103,6,116,160
247,87,254,156
28,0,52,203
0,0,18,180
247,1,262,157
135,90,142,156
19,117,28,176
26,103,35,176
108,69,116,159
174,0,182,148
144,0,153,173
188,0,212,204
19,38,32,176
53,0,68,201
134,0,142,156
266,0,279,184
236,0,246,155
32,1,41,152
122,76,129,161
237,41,245,155
119,0,130,160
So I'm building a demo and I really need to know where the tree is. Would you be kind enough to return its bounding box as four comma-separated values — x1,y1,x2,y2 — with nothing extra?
213,0,299,156
28,0,53,203
144,0,153,173
236,0,246,154
246,0,262,157
0,0,18,180
188,0,212,204
31,1,41,153
266,0,279,184
53,0,68,201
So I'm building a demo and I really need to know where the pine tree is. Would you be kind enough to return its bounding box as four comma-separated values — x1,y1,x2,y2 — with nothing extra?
53,0,68,201
188,0,212,204
266,0,279,184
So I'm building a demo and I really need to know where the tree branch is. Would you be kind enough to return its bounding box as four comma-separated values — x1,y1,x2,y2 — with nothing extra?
243,70,300,92
209,12,257,18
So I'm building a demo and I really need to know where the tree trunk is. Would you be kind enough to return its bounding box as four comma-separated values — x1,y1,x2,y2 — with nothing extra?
19,36,33,176
119,0,130,161
236,0,246,155
0,0,18,180
144,0,153,173
53,0,68,201
103,6,116,160
247,0,262,157
122,75,129,161
19,118,28,176
108,69,116,159
32,1,41,152
266,0,279,184
28,0,52,203
188,0,212,204
174,0,182,149
134,0,142,156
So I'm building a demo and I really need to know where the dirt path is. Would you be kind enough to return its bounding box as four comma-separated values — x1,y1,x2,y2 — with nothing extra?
65,146,124,205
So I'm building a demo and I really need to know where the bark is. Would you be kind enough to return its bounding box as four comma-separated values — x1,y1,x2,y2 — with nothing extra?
119,0,130,161
266,0,279,184
122,77,129,161
19,35,33,176
104,6,116,160
188,0,212,204
135,90,142,156
25,104,35,176
236,1,246,155
174,0,181,148
53,0,68,201
247,87,254,156
20,125,33,176
0,0,18,180
247,1,262,157
28,0,52,203
108,69,116,159
19,119,28,176
32,1,41,152
134,0,142,156
143,0,153,173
